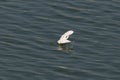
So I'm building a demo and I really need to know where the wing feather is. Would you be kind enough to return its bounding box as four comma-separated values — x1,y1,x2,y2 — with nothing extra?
57,30,74,44
59,30,74,40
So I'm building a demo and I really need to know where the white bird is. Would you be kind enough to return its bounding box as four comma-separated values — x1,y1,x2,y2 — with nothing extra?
57,30,74,44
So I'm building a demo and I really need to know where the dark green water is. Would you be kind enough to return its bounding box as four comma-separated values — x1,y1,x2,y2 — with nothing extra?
0,0,120,80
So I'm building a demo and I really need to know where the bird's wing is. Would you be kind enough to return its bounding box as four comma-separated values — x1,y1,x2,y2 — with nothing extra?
59,30,74,41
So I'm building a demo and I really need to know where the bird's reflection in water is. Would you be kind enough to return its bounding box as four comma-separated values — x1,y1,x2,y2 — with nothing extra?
57,44,73,52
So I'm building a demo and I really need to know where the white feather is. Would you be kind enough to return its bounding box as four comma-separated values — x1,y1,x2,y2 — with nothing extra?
57,30,74,44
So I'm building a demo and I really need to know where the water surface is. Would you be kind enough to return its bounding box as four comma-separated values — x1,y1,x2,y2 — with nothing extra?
0,0,120,80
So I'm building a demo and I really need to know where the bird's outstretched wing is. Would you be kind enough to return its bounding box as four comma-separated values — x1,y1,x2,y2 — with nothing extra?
57,30,74,44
